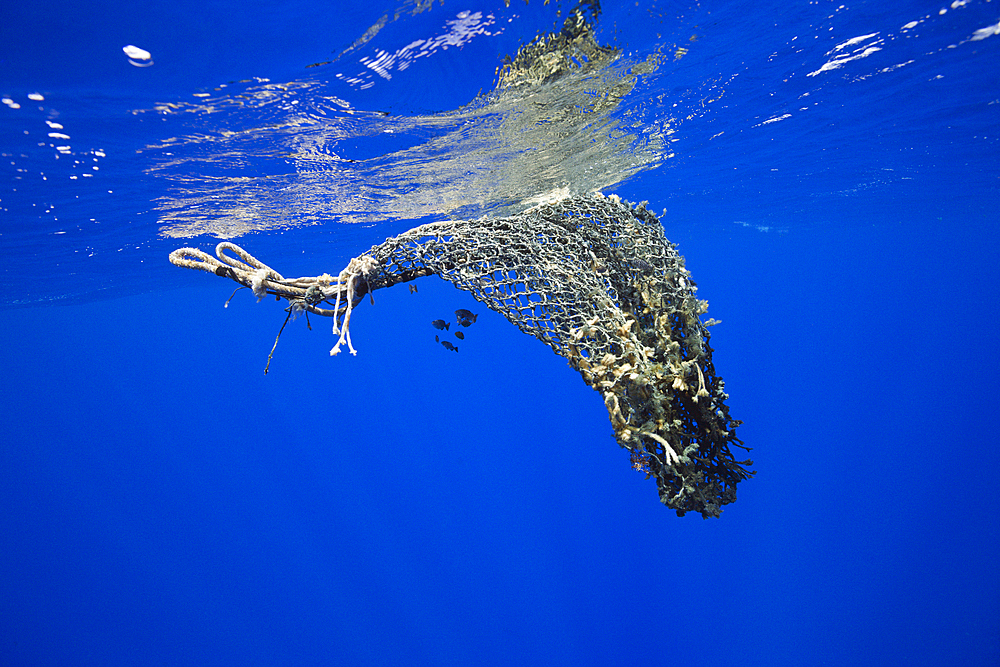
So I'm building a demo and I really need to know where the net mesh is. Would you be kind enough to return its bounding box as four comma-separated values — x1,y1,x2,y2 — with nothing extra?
170,192,754,517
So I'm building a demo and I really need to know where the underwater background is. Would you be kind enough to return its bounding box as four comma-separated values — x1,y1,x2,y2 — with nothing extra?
1,0,998,664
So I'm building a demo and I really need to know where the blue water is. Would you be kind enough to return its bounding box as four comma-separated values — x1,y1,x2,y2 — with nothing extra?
2,1,998,665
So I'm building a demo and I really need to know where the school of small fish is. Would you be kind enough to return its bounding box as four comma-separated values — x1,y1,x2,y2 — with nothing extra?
429,309,479,352
409,285,479,352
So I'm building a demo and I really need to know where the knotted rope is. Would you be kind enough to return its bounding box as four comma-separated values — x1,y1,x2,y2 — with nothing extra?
169,242,379,358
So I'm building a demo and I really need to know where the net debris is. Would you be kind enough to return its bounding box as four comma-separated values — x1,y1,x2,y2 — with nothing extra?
170,192,753,517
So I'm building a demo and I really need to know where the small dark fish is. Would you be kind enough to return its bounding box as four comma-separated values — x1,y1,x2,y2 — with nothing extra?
440,340,458,352
431,319,450,331
409,284,418,294
435,335,440,342
454,331,465,340
454,309,478,324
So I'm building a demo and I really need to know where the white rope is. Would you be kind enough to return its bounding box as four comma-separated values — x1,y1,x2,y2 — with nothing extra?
329,254,379,357
170,243,381,357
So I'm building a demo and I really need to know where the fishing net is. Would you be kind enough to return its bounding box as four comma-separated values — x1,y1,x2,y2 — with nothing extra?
168,2,753,517
169,192,754,517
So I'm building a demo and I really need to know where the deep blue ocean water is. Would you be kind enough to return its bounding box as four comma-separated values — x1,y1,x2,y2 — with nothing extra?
2,1,998,665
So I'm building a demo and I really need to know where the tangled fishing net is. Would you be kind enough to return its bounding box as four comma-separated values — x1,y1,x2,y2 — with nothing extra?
170,192,753,517
168,2,753,517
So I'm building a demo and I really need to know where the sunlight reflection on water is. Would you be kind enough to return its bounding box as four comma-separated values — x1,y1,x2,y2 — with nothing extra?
140,8,677,239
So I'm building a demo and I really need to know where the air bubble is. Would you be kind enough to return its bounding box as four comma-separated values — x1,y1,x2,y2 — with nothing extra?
123,45,154,67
